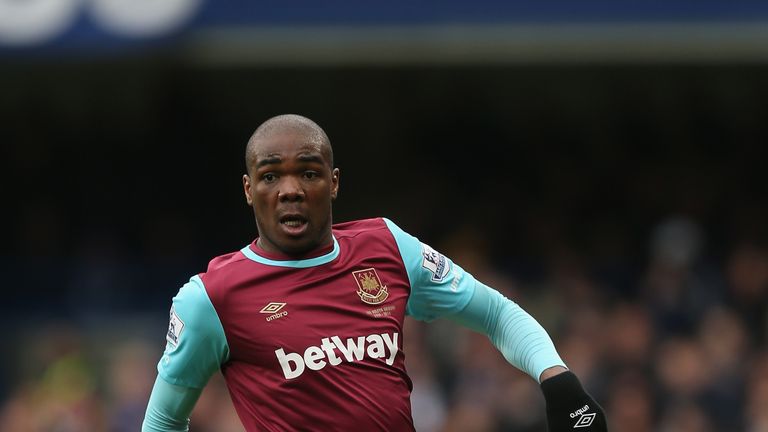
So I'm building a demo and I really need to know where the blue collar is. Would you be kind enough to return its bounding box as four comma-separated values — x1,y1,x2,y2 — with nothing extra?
240,237,340,268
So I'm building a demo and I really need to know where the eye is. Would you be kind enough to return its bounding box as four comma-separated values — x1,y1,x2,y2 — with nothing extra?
303,171,319,180
262,173,277,183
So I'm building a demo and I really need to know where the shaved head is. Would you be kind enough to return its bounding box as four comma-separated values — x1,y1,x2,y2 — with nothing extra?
246,114,333,174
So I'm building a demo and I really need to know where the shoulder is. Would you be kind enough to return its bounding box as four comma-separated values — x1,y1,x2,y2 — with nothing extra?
166,276,224,350
333,218,416,260
197,246,255,301
206,249,250,273
332,217,414,238
332,217,395,239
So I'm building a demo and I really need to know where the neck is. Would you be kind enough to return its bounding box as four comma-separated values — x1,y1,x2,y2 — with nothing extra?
254,236,334,260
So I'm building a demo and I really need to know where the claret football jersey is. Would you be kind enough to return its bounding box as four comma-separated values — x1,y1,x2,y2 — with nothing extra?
158,218,477,431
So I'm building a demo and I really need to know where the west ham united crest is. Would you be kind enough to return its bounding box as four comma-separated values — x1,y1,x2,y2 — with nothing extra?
352,268,389,305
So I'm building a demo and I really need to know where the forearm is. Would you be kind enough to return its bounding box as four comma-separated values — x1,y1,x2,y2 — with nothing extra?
448,281,566,382
142,376,203,432
449,281,608,430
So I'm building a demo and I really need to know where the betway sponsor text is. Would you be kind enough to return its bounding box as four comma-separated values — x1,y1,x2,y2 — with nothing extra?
275,333,399,379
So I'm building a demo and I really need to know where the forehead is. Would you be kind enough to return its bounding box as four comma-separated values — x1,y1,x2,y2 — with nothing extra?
249,130,328,165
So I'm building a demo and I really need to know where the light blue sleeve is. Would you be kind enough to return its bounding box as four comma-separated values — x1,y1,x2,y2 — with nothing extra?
157,275,230,389
142,376,202,431
448,281,567,382
383,218,476,322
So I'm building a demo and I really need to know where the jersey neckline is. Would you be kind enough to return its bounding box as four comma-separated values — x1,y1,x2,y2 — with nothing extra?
240,237,340,268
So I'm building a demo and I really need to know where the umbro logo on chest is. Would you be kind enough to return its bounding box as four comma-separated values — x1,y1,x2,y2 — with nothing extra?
260,302,288,321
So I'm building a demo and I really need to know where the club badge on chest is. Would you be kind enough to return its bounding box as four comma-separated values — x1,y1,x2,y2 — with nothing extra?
352,268,389,305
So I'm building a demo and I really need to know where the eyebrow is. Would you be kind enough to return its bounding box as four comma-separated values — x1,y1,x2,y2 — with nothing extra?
297,154,325,165
256,156,282,169
254,153,326,169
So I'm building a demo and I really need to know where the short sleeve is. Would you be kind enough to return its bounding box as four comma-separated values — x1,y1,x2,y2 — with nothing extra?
157,275,229,389
383,218,476,322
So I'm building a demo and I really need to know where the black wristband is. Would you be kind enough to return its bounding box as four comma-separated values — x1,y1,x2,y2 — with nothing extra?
540,371,607,431
540,371,587,408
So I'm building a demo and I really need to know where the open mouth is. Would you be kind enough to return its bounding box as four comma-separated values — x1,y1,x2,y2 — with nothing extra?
280,215,308,234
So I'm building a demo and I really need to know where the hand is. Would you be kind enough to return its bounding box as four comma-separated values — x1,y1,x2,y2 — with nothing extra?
540,371,608,431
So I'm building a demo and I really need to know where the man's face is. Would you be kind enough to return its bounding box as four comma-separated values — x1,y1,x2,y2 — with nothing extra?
243,130,339,256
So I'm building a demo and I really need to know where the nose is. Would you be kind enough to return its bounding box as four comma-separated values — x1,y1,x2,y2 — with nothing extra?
277,176,305,202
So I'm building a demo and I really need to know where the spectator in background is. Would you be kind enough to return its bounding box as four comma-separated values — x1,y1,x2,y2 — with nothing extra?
0,325,106,432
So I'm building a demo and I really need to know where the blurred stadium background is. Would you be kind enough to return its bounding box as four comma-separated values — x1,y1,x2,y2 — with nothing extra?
3,1,768,431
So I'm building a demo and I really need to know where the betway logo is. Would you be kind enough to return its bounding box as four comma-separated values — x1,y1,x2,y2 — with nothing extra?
275,333,399,379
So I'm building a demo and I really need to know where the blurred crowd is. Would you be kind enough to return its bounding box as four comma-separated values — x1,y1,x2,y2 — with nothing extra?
1,214,767,432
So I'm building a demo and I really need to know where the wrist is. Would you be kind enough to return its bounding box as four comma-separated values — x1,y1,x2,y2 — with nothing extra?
540,371,588,409
539,365,568,383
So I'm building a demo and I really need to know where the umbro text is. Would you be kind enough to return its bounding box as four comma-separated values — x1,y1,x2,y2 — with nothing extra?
570,405,590,418
266,311,288,321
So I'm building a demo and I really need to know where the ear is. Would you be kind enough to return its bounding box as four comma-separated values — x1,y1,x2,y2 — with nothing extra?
330,168,340,200
243,174,254,205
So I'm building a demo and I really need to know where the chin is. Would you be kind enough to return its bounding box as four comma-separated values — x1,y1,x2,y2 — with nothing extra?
278,237,318,256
